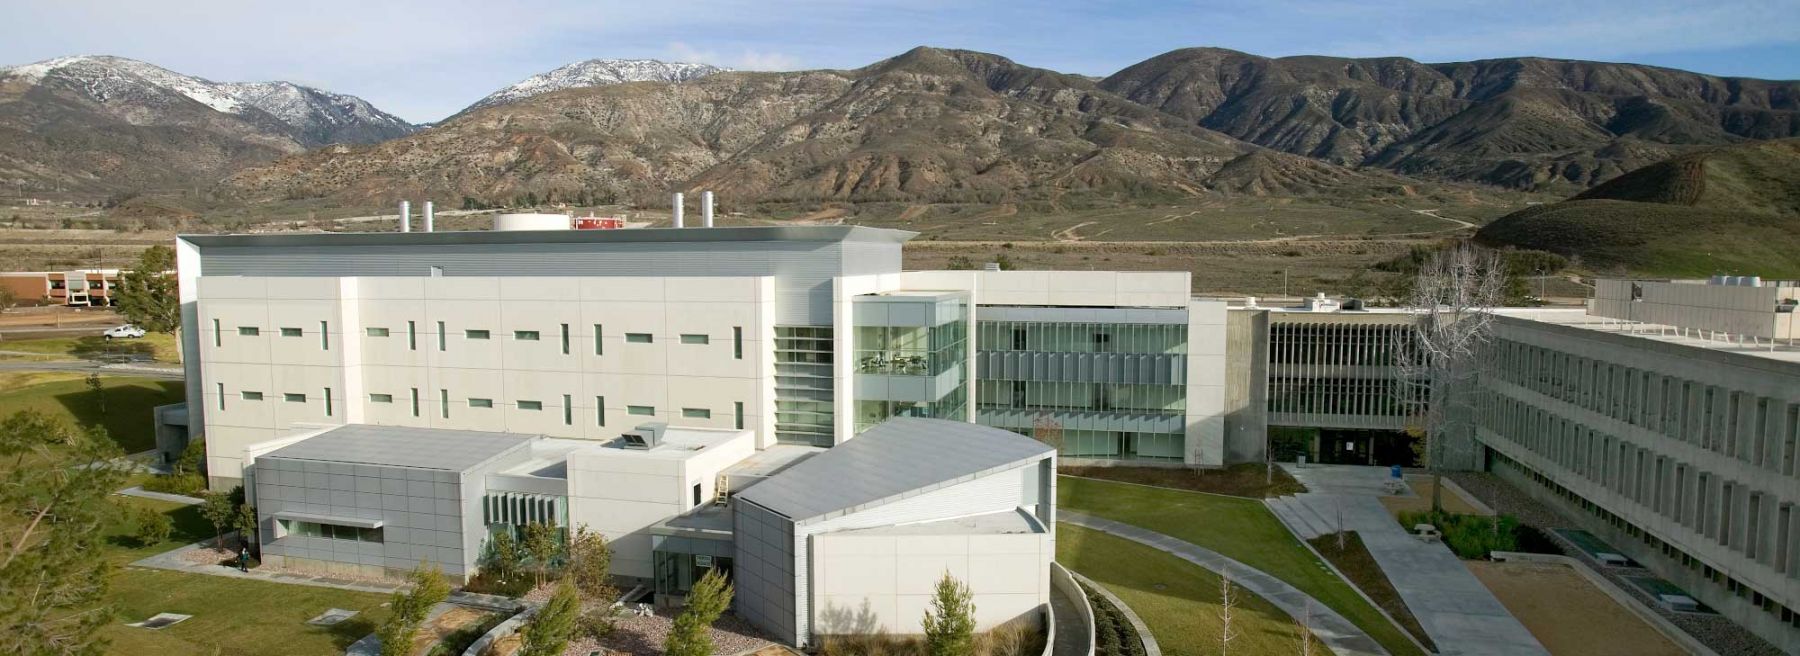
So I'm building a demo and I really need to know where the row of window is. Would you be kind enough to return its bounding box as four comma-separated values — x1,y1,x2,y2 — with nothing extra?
1491,338,1800,477
975,320,1187,355
280,520,384,543
1490,451,1800,630
216,384,745,430
1480,390,1799,580
213,320,746,360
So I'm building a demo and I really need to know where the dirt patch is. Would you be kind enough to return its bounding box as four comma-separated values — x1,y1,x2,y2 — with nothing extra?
1466,560,1684,656
1060,463,1305,498
411,606,497,655
1307,531,1434,652
1378,477,1489,516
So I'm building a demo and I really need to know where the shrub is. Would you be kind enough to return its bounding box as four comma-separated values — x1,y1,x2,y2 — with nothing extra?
133,505,173,546
378,562,452,656
1397,510,1519,559
1084,582,1146,656
141,473,206,496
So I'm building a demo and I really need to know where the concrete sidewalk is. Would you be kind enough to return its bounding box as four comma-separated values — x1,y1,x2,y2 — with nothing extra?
1274,465,1548,656
1061,511,1389,656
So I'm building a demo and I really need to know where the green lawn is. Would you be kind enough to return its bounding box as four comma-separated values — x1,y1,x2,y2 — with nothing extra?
1059,523,1312,656
0,374,183,452
1059,476,1422,656
94,498,394,655
0,333,180,363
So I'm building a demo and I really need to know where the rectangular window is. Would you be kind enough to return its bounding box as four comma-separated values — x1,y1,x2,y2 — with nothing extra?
563,394,572,425
593,324,603,355
628,405,655,416
238,326,259,336
407,321,417,350
469,398,494,409
321,321,329,350
514,330,540,341
370,393,394,403
281,327,303,337
437,322,446,351
596,396,606,426
241,391,263,401
680,333,709,345
324,387,333,416
440,389,449,419
284,393,306,403
560,324,570,355
216,383,225,410
682,407,712,419
735,401,745,430
410,388,420,417
518,400,542,410
693,483,702,507
626,333,653,344
733,326,743,359
466,329,490,340
367,327,390,337
213,319,221,347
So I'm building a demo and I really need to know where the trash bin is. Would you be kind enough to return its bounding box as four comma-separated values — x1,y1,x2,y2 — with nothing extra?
1390,464,1403,479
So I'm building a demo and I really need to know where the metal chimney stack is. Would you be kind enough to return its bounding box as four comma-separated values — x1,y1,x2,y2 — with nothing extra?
701,191,714,228
423,201,435,232
671,192,685,228
399,200,411,233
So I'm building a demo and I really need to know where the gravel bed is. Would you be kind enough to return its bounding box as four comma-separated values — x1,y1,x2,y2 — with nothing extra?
1448,471,1783,656
514,583,773,655
177,546,238,566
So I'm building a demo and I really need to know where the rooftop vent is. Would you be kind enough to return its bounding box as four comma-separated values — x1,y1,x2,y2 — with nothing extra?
618,422,669,450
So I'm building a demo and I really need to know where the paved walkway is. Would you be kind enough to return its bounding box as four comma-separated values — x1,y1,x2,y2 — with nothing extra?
1048,572,1092,656
132,539,407,595
1274,465,1548,656
1061,511,1388,656
0,359,183,379
115,485,204,505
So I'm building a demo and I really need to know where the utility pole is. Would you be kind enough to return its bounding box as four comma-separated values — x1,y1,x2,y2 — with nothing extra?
1283,269,1290,299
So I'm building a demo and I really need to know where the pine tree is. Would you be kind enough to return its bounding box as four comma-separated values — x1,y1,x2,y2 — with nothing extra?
134,505,173,546
377,562,451,656
922,572,976,656
665,569,733,656
520,579,580,656
0,413,125,655
115,245,181,362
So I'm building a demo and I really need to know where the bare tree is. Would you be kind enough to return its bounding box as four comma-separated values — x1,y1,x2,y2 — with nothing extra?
1219,577,1239,656
1031,413,1063,454
1393,241,1506,513
1295,599,1315,656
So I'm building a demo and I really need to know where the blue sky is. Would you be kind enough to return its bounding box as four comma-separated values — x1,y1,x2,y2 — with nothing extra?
3,0,1797,122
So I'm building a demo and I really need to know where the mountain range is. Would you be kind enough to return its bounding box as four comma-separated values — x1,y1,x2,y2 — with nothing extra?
4,48,1798,209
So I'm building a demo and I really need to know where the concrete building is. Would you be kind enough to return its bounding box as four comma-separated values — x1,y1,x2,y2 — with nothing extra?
173,226,1228,486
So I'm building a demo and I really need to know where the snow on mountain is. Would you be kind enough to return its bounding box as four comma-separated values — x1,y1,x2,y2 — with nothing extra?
462,59,727,113
219,81,416,144
0,55,415,145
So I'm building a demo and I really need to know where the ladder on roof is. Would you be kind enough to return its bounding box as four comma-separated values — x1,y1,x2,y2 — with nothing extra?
714,473,731,507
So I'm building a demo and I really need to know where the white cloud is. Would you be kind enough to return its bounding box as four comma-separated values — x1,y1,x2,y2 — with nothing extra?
666,41,802,71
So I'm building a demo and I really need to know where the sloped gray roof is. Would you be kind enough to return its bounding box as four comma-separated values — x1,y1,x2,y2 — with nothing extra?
261,425,534,472
735,417,1053,524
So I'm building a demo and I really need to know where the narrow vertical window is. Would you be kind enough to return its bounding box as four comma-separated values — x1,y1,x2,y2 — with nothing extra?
440,389,449,419
320,320,329,350
561,323,570,355
733,326,743,360
407,320,417,351
596,396,605,427
410,388,420,417
563,394,572,425
216,383,225,411
593,324,603,355
437,321,446,351
212,319,221,347
324,387,333,417
735,401,745,430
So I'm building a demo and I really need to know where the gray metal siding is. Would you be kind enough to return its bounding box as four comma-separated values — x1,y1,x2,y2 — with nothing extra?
732,500,800,645
256,457,472,576
198,241,870,325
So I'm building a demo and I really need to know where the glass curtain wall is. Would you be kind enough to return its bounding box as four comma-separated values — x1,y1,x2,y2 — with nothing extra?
775,326,835,446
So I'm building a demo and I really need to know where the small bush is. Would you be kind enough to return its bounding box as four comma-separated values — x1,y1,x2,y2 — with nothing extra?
463,568,534,597
1397,510,1518,559
133,505,173,546
141,473,207,496
1084,582,1146,656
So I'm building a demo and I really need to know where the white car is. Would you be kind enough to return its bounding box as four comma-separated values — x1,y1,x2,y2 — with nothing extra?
103,324,146,340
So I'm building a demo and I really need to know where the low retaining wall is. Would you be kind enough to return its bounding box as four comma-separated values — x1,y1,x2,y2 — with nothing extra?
1050,562,1096,656
1489,551,1718,656
1067,570,1160,656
